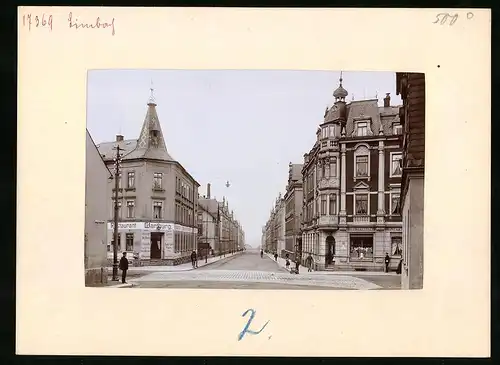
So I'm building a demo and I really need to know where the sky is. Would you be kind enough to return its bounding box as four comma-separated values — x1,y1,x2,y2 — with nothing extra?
87,70,401,247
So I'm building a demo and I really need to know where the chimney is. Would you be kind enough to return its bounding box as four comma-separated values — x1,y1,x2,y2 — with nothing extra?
116,134,124,142
383,93,391,107
207,183,211,199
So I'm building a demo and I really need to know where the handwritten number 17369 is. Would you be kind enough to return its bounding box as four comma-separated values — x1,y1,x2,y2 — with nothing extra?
22,13,53,31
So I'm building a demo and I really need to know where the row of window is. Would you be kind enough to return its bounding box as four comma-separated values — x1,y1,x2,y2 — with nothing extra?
109,233,133,252
354,121,402,137
304,152,402,193
174,231,196,253
175,202,193,226
114,171,164,190
110,200,163,219
176,177,194,202
301,235,402,258
302,192,400,221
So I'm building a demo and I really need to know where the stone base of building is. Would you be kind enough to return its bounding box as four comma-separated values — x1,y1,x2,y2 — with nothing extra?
85,267,108,286
324,259,400,272
107,255,193,267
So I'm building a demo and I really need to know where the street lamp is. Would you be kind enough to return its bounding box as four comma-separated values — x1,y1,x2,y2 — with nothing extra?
111,145,123,281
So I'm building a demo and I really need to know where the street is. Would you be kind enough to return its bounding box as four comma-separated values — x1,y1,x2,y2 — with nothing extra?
126,250,401,290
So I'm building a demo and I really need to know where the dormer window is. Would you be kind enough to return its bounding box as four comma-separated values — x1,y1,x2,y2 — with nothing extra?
357,122,368,137
392,123,402,135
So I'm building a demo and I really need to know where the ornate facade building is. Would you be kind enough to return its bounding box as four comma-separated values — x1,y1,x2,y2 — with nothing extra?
284,163,303,260
396,72,425,289
300,75,404,271
97,90,200,266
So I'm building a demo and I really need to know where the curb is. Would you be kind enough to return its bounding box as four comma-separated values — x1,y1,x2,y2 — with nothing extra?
191,252,242,271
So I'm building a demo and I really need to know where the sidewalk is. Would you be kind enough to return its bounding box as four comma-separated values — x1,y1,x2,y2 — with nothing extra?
266,253,399,276
107,252,242,273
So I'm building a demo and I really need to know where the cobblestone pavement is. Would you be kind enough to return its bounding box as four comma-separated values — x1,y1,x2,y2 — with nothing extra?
129,269,381,290
130,281,350,290
198,250,288,273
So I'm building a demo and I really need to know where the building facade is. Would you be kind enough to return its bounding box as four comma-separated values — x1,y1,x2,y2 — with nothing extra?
197,184,245,256
396,72,425,289
284,163,303,260
300,75,403,271
274,195,286,257
85,130,112,285
98,91,200,266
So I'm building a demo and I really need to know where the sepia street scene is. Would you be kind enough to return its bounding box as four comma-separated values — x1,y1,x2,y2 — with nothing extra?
84,70,424,290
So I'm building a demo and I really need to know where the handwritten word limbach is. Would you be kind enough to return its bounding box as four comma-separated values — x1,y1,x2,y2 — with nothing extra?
22,13,53,31
68,12,115,36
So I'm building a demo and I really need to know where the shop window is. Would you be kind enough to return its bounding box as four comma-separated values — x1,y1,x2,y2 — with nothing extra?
126,233,134,251
349,235,373,261
391,236,402,257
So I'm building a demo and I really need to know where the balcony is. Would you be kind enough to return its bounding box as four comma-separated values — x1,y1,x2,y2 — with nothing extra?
317,215,338,228
353,215,370,224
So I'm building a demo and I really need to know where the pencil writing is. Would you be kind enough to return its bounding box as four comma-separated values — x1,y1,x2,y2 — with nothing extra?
68,12,115,36
238,309,269,341
22,13,53,32
433,12,474,26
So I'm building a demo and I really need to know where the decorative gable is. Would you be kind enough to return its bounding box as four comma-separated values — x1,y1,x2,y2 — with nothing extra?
353,181,370,191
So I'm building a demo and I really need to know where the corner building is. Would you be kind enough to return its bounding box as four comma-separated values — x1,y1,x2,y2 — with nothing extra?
98,91,200,266
301,76,403,271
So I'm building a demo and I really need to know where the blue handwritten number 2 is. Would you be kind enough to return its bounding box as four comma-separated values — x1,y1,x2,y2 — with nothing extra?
238,309,269,341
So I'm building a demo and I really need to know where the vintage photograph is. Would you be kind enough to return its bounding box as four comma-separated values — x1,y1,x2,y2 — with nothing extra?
84,70,425,290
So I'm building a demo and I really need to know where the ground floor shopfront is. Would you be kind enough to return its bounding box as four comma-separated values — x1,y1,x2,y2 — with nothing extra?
106,221,197,266
301,225,403,271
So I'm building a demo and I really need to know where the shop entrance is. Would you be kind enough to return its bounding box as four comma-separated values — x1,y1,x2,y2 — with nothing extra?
150,232,164,259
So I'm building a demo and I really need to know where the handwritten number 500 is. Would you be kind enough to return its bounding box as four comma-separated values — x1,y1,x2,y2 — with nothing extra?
433,12,474,26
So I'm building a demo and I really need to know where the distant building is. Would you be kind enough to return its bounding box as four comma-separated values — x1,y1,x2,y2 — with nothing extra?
396,72,425,289
284,163,303,260
300,75,403,271
85,130,112,285
197,184,219,256
97,89,200,266
274,194,286,257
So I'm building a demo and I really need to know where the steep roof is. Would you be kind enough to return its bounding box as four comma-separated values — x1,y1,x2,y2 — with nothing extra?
344,99,401,137
96,90,175,163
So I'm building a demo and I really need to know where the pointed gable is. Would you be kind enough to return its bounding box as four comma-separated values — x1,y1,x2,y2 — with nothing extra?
353,181,370,190
125,94,174,161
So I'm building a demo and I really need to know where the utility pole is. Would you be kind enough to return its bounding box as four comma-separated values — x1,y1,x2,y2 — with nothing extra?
111,145,123,281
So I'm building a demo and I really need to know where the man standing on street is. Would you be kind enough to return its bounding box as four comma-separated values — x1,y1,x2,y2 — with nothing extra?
274,252,278,261
119,252,129,284
191,250,197,268
306,253,313,272
384,252,391,273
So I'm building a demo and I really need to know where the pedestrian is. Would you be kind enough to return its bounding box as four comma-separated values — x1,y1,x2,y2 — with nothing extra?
285,258,290,270
306,253,313,272
260,249,264,258
274,252,278,261
191,250,197,268
396,258,403,274
384,252,390,273
294,260,300,274
119,252,129,284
